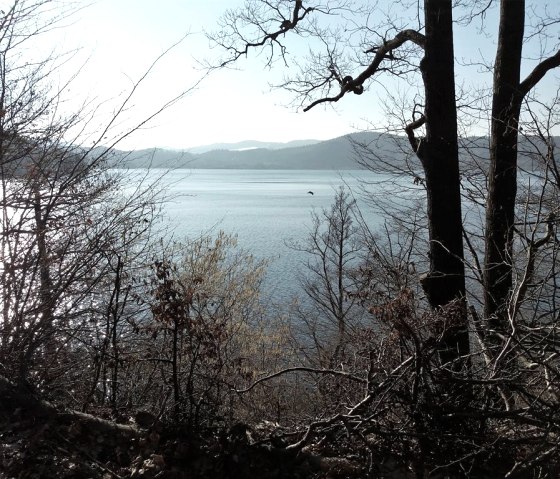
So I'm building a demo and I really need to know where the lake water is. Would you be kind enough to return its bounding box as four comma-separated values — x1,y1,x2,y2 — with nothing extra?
125,168,494,310
153,169,389,306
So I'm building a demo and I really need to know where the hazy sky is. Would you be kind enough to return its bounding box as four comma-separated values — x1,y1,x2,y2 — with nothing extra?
55,0,363,150
41,1,559,150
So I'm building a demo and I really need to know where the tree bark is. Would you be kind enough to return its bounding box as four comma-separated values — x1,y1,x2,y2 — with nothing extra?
484,0,525,328
419,0,469,363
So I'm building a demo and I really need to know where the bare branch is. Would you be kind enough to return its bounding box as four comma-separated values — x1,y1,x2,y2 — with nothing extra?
234,366,366,393
304,29,425,111
405,109,426,153
519,50,560,100
212,0,320,68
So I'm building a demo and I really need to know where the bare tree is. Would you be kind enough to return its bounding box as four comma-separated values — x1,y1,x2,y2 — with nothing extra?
484,0,560,328
210,0,469,367
205,1,560,475
135,233,267,430
0,1,198,398
289,187,363,368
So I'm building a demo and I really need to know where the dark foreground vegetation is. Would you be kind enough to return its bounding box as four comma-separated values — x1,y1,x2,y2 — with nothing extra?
2,1,560,478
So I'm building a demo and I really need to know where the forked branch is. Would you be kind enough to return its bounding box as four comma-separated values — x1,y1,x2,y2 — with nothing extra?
405,110,426,154
213,0,319,67
304,29,425,111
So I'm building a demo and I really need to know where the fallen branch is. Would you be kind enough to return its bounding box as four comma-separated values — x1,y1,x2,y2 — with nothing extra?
0,375,140,438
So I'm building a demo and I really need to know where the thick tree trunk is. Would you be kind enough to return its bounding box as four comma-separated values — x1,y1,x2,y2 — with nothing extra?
484,0,525,328
419,0,469,363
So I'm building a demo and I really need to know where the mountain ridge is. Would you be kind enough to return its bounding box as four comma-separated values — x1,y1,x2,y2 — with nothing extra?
107,132,392,170
99,132,553,171
185,138,322,154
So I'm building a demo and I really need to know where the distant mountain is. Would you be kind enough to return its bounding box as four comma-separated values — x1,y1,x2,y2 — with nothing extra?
186,139,321,154
99,132,554,171
108,132,399,170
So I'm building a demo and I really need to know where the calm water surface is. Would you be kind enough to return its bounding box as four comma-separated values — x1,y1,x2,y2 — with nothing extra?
151,169,390,305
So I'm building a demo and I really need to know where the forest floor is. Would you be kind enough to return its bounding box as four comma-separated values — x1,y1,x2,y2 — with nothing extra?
0,379,349,479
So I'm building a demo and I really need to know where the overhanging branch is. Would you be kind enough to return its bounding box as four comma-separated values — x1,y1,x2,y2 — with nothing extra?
217,0,316,67
519,49,560,99
303,29,425,111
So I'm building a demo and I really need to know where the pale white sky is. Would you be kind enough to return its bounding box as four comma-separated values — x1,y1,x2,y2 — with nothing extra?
54,0,366,150
31,0,560,150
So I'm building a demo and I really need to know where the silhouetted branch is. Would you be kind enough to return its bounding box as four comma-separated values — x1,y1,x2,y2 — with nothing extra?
304,29,425,111
519,49,560,99
235,366,366,393
405,112,426,153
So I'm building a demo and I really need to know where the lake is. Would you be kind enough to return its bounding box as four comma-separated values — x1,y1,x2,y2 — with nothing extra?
149,170,390,303
153,169,391,306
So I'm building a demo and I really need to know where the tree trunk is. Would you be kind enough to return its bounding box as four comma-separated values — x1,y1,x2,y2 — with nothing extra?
484,0,525,328
26,185,56,383
419,0,469,364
